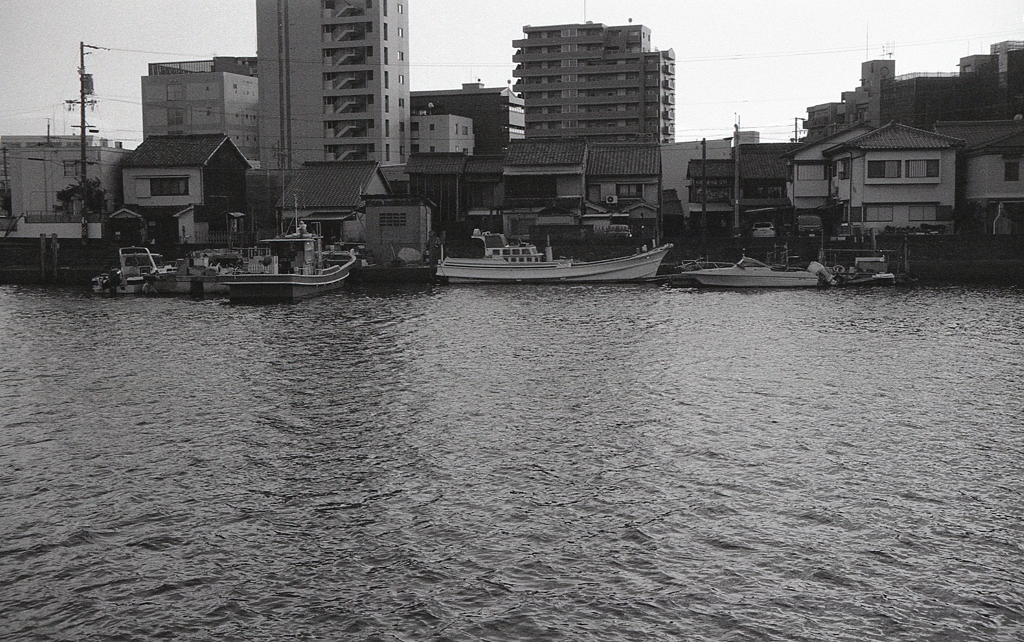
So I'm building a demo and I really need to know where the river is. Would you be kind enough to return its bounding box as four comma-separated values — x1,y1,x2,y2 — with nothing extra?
1,282,1022,641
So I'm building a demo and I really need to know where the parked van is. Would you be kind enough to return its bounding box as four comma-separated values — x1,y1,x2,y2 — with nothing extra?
796,214,823,236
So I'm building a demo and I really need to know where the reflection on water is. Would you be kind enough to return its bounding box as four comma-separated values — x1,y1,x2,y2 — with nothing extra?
1,283,1023,641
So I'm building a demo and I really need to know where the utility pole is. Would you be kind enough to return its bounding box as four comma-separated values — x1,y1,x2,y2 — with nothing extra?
67,42,104,234
701,138,707,250
733,122,741,233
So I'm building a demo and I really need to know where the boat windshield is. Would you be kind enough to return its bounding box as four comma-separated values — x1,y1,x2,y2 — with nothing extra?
737,257,768,268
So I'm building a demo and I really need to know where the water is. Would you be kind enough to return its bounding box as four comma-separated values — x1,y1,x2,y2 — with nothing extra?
1,283,1023,641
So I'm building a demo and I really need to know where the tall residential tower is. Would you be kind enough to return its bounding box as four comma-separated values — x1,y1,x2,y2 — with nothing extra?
512,23,675,143
257,0,410,169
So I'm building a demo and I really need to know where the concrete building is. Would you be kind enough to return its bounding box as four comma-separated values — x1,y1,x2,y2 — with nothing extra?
142,58,260,162
411,83,525,155
512,23,675,143
821,123,964,234
805,41,1024,142
257,0,410,169
1,135,130,239
410,114,474,154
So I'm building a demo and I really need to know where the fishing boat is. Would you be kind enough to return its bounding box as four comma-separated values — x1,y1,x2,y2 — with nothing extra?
220,223,356,303
435,231,672,284
91,246,172,295
685,256,834,288
144,248,250,297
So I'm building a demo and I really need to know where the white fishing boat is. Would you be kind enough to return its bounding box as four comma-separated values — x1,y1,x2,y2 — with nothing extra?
91,246,172,295
436,231,672,284
686,256,834,288
219,223,356,303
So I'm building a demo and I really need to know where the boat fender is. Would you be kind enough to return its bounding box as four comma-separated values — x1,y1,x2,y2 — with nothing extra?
832,265,846,274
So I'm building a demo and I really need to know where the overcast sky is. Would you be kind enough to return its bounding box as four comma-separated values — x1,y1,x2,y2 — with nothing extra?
1,0,1021,148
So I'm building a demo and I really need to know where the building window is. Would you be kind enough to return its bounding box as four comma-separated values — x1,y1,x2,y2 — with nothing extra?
385,119,390,136
167,107,185,127
428,123,434,131
384,47,388,64
1006,160,1021,182
382,0,387,15
867,160,901,179
398,51,405,61
397,3,403,13
398,27,404,38
616,184,644,198
385,94,389,112
384,71,389,89
909,204,937,221
835,159,850,180
386,143,390,162
906,159,940,178
383,23,388,40
380,212,407,227
166,85,183,101
63,161,81,177
864,204,894,222
398,74,404,85
150,177,189,196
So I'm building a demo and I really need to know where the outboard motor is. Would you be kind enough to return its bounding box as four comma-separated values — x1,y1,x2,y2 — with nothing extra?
807,261,834,286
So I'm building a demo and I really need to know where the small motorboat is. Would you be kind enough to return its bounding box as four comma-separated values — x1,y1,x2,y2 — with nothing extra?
685,256,834,288
92,246,172,295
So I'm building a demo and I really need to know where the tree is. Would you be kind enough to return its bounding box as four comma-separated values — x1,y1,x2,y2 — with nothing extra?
56,177,105,213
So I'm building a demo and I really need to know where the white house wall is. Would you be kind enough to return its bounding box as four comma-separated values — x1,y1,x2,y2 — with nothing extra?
123,167,205,208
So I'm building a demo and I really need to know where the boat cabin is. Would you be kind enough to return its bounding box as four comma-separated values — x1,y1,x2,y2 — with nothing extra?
474,231,547,263
256,224,325,275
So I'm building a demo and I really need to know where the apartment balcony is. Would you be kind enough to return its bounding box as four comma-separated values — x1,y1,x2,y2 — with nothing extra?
323,25,365,43
662,94,675,105
325,50,367,66
662,78,675,90
323,6,365,20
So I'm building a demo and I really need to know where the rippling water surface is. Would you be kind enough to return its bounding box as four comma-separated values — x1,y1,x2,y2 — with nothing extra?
1,283,1023,641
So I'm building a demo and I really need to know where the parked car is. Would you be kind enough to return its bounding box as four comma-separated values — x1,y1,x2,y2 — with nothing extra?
751,222,776,237
796,214,823,236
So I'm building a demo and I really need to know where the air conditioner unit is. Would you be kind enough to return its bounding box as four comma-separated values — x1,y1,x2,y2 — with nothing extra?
605,195,619,204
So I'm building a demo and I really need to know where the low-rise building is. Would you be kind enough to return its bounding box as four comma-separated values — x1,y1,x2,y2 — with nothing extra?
410,114,474,155
935,120,1024,233
584,142,661,243
142,58,259,162
411,84,525,155
822,122,964,234
2,135,130,239
502,138,588,240
121,134,250,245
278,160,391,244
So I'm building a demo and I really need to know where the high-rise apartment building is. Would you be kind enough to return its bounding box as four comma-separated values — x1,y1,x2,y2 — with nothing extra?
512,23,675,143
257,0,410,169
142,58,260,161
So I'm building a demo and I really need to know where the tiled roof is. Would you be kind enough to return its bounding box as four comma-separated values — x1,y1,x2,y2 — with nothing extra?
738,143,800,179
505,138,587,166
123,134,241,167
465,155,506,175
972,128,1024,151
687,158,734,179
934,120,1024,148
281,161,381,209
829,122,965,152
405,153,468,175
587,143,660,176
